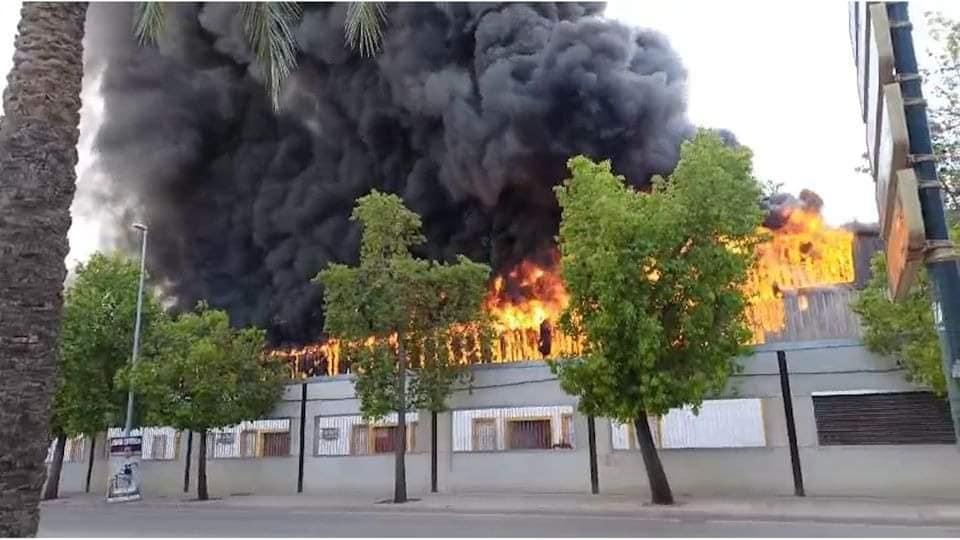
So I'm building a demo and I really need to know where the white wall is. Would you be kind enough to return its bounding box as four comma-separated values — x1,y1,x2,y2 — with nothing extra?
56,342,960,499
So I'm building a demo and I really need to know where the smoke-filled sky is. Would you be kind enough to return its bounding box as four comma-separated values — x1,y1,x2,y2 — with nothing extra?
0,1,954,264
1,1,959,343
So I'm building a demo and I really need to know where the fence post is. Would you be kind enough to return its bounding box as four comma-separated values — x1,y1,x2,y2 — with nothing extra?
297,383,307,493
587,415,599,494
777,350,805,497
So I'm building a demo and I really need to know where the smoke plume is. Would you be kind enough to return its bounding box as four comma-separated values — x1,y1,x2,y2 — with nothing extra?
82,2,696,344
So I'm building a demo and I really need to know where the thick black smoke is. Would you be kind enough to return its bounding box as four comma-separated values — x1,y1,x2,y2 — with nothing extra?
83,2,695,344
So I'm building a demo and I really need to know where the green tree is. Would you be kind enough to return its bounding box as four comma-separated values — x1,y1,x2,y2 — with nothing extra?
317,191,490,503
551,132,764,505
124,304,286,500
851,224,960,397
43,252,163,501
924,12,960,212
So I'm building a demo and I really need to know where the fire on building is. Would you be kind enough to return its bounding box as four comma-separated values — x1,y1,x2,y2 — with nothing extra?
271,191,881,379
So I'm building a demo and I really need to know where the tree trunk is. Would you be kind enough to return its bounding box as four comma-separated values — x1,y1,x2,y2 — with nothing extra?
634,414,673,505
84,435,96,493
197,430,209,501
42,434,66,501
183,431,192,493
430,410,438,493
0,3,87,536
394,339,408,503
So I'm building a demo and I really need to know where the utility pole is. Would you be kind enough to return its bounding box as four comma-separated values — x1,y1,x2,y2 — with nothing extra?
885,3,960,441
124,223,148,436
851,2,960,440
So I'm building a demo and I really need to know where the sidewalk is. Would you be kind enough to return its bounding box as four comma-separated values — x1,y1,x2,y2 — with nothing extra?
46,491,960,526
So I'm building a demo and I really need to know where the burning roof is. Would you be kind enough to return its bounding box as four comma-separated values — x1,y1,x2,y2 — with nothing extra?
273,190,881,378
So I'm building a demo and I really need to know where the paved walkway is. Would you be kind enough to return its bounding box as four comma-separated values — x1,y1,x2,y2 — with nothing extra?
45,491,960,527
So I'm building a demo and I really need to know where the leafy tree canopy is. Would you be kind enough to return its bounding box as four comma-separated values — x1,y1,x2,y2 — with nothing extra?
551,131,765,420
124,303,286,432
317,190,490,419
55,252,163,437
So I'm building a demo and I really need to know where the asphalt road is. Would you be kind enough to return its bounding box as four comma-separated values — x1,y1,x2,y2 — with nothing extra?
38,502,960,537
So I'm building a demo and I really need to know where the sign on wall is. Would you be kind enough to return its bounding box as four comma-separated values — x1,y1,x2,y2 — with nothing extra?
886,169,926,301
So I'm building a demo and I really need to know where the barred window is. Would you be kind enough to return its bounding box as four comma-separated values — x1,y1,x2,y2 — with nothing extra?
316,413,418,456
507,419,551,449
106,427,179,460
611,399,766,449
453,406,576,452
205,419,291,459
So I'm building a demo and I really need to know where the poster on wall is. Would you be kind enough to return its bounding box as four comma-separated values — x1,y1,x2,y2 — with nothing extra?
106,436,142,503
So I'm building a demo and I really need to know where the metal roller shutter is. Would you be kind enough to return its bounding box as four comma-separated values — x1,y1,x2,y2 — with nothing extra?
813,391,956,445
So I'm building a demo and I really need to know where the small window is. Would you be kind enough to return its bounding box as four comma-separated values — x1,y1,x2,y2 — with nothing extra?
239,430,258,457
261,432,291,457
373,426,398,454
559,414,574,448
508,419,551,450
150,434,168,460
472,418,498,451
351,424,369,455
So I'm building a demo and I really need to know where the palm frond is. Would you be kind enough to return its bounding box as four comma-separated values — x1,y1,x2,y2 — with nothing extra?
240,2,303,112
133,2,167,47
345,2,387,58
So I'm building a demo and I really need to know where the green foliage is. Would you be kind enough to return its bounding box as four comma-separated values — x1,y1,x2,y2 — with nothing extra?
54,252,163,437
924,12,960,212
317,191,490,419
124,303,286,432
850,225,960,397
551,131,764,420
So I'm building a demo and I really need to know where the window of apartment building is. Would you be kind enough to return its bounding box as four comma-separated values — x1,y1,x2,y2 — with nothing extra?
813,391,955,445
318,413,419,456
453,405,576,452
611,399,765,450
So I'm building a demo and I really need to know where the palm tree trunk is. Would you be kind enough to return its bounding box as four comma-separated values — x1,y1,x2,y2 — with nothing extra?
197,430,209,501
0,3,87,536
42,434,67,501
634,414,674,505
394,339,408,503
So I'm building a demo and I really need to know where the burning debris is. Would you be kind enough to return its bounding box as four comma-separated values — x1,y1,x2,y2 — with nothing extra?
273,189,865,378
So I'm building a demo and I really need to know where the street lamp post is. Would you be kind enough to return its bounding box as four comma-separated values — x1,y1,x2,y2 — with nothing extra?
123,223,148,436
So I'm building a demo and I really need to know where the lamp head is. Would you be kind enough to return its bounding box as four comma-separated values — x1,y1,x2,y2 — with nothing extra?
132,223,147,232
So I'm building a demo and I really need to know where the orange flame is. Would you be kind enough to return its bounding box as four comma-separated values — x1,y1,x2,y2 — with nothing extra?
272,202,855,377
743,207,855,343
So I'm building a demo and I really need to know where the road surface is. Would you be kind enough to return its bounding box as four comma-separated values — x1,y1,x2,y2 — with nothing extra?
39,501,960,537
